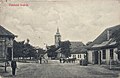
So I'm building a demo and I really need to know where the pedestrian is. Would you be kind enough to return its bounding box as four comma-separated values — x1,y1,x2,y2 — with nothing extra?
63,58,65,63
11,59,17,76
40,57,42,64
59,58,62,63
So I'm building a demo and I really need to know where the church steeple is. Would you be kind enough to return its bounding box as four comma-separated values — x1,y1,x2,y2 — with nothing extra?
56,27,60,34
57,27,59,33
55,28,61,48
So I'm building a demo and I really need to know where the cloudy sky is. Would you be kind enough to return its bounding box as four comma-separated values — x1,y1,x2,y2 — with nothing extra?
0,0,120,48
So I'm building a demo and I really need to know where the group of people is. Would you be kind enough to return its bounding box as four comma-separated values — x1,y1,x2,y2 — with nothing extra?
59,57,76,63
59,58,66,63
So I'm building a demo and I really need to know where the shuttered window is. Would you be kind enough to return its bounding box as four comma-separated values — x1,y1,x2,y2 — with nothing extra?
102,50,106,59
110,49,113,59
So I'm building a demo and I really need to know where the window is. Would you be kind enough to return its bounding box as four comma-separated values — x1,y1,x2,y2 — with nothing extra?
102,50,106,59
80,54,81,58
73,55,74,58
110,49,113,59
73,55,76,58
84,54,86,58
78,55,79,58
74,55,76,58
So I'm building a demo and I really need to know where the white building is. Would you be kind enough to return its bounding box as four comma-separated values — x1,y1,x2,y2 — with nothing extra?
70,42,87,60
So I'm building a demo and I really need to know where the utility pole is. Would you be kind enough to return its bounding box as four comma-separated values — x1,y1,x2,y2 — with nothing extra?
4,38,7,72
110,57,112,70
98,51,101,65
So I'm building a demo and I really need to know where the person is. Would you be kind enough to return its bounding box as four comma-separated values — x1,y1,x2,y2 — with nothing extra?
63,58,65,63
40,57,42,64
59,58,62,63
11,60,17,76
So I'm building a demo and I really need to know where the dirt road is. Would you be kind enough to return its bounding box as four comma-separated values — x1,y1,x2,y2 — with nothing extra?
1,60,119,78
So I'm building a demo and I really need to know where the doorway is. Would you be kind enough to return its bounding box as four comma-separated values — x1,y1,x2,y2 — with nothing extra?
94,51,98,64
7,47,12,61
118,52,120,61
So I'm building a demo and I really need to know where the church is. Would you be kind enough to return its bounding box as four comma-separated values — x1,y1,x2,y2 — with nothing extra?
54,28,87,59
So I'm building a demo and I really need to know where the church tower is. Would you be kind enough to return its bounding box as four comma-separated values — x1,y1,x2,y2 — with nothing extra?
55,28,61,48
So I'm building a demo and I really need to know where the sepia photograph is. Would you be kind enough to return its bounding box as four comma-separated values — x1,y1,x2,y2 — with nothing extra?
0,0,120,78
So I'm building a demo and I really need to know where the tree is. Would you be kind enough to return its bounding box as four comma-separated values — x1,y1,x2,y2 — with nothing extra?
13,40,25,59
37,48,46,59
60,41,71,58
47,45,57,58
13,40,40,61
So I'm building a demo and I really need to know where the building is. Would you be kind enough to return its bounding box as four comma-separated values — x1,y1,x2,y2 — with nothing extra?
53,28,86,59
55,48,65,58
0,25,16,61
87,25,120,65
70,42,87,60
55,28,61,48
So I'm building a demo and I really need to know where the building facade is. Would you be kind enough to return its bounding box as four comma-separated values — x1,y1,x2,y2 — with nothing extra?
71,52,86,60
0,25,16,61
88,40,119,64
69,42,87,60
87,25,120,65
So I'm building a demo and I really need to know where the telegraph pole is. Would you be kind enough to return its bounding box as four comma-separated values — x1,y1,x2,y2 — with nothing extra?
4,38,7,72
98,51,101,65
110,57,112,70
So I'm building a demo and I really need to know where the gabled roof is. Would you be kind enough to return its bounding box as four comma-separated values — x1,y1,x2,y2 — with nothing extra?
70,41,86,54
88,24,120,47
92,38,116,48
92,39,112,48
0,25,16,38
70,47,87,54
70,42,85,48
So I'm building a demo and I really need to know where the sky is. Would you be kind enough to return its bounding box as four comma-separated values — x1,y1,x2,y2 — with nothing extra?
0,0,120,48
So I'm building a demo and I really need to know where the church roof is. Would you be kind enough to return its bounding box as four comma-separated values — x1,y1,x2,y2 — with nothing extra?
0,25,16,38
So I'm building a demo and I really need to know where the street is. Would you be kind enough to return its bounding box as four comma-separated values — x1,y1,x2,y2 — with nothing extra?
0,60,120,78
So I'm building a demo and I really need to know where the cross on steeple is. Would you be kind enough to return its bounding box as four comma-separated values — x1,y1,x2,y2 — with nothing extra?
57,27,59,33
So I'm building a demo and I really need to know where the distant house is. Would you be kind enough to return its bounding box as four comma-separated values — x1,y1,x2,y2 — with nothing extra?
56,41,87,59
70,42,87,60
56,48,65,58
0,25,16,61
87,25,120,65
